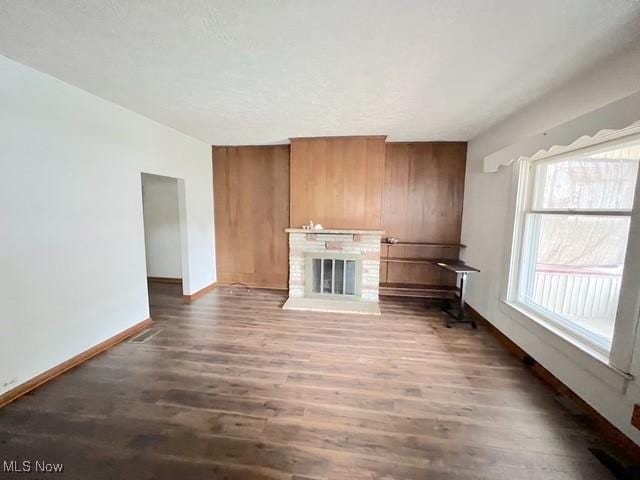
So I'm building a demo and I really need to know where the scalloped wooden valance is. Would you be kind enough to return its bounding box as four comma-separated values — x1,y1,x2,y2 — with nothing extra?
483,90,640,173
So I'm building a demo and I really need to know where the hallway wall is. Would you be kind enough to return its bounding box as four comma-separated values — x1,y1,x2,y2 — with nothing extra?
0,55,215,398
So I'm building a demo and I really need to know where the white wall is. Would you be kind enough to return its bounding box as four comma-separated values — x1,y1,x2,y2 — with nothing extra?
142,174,182,279
462,40,640,444
0,56,216,396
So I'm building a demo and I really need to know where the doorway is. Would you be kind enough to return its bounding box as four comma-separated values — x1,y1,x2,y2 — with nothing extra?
141,173,186,300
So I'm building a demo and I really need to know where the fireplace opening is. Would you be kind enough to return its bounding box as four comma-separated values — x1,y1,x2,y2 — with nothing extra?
306,253,362,298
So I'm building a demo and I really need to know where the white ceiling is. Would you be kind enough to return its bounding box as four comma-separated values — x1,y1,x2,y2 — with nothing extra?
1,0,639,145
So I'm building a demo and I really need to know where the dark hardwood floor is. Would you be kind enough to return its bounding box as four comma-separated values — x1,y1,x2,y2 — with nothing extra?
0,283,618,479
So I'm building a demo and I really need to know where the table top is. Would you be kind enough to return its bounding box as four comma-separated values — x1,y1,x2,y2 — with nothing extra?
434,260,480,274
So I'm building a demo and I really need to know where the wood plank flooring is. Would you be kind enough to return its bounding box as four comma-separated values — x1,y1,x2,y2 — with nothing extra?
0,283,617,479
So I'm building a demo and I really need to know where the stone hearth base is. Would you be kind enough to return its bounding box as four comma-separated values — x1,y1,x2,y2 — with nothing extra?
282,297,380,315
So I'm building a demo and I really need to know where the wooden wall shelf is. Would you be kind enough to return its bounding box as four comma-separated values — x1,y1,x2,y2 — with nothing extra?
379,240,466,298
382,242,466,248
381,257,440,264
379,282,458,299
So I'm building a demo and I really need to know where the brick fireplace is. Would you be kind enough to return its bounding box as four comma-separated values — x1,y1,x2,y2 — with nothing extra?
283,228,384,314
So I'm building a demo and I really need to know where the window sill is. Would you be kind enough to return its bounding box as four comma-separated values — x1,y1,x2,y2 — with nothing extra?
498,300,632,393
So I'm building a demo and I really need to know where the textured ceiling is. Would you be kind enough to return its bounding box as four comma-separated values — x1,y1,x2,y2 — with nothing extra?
1,0,639,145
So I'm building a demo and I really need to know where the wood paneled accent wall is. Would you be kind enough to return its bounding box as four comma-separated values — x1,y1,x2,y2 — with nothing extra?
212,139,467,292
289,136,386,229
381,142,467,286
213,145,290,288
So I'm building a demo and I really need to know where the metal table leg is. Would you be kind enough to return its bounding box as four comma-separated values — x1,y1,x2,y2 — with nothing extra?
444,272,476,328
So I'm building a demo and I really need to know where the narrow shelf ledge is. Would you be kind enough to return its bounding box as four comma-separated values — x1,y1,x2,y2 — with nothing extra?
286,228,385,235
381,257,442,264
379,282,458,299
381,241,466,247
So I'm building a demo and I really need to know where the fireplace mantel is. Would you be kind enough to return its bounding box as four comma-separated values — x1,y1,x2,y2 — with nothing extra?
285,228,385,235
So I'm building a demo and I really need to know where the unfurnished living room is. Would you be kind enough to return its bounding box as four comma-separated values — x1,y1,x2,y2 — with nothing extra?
2,1,640,479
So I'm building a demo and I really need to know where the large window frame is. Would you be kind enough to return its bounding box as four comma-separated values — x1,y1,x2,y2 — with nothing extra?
504,132,640,373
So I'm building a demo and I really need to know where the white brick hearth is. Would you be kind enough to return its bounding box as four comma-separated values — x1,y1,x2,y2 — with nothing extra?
283,228,384,314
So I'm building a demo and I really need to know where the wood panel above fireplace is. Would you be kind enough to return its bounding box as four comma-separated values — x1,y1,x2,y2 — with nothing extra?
289,136,386,229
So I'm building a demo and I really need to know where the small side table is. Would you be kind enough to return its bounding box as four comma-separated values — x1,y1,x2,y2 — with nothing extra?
433,260,480,328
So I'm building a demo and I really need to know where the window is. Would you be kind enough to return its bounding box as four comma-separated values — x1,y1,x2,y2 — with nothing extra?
514,138,640,355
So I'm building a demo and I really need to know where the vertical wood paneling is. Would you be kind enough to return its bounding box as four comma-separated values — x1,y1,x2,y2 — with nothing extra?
289,137,386,229
213,145,290,288
381,142,467,285
213,140,465,290
382,142,466,242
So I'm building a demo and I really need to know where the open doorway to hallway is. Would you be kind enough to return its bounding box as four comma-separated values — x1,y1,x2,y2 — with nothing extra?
141,173,185,300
